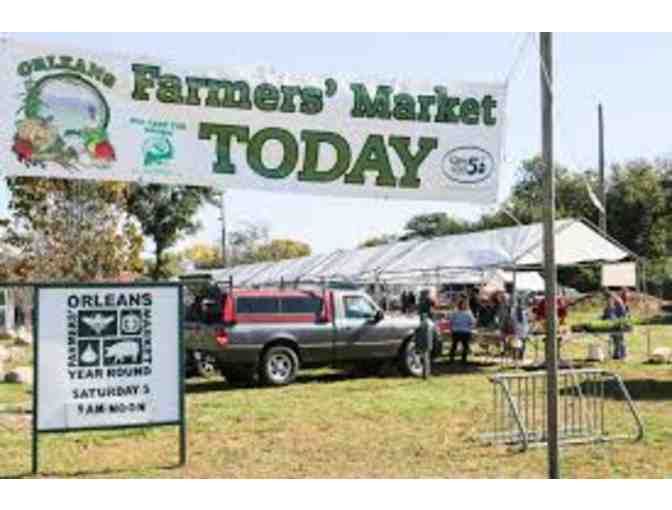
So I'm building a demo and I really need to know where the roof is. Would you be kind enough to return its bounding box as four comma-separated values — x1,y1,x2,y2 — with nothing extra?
182,218,635,286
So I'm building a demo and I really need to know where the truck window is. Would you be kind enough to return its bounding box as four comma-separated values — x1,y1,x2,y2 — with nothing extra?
281,296,322,315
343,295,377,319
236,297,280,314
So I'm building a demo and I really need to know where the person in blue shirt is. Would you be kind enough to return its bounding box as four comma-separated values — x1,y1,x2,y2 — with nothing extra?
449,298,476,364
603,292,628,360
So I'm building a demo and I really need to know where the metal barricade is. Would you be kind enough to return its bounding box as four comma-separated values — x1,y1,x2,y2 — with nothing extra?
481,369,644,451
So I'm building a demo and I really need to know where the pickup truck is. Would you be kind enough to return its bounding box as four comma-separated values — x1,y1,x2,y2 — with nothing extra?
184,286,442,386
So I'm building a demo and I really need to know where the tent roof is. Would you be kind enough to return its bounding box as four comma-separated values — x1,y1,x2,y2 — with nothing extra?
181,218,634,286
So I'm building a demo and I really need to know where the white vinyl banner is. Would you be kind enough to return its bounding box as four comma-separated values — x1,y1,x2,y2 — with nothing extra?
35,285,181,431
0,38,507,204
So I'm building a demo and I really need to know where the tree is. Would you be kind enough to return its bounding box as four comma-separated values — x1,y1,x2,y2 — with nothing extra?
400,213,471,240
5,177,144,281
125,185,218,280
605,159,669,260
228,222,270,265
359,234,397,248
180,242,221,270
486,156,599,227
254,239,311,262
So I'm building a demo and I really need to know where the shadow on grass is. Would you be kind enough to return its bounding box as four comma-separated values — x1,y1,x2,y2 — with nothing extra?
186,359,497,394
567,378,672,402
607,378,672,401
5,462,181,479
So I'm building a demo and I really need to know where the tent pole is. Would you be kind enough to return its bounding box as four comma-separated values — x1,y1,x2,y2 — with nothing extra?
540,32,560,479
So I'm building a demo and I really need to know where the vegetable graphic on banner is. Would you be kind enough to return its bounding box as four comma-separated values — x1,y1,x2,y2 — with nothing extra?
12,73,116,170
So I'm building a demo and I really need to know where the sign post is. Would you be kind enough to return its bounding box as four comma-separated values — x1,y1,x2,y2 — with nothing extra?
32,282,184,474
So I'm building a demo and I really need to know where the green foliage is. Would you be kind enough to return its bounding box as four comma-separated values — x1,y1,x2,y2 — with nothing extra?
606,160,670,260
4,177,144,282
125,185,218,280
571,318,633,333
254,239,311,262
358,234,397,248
400,213,472,240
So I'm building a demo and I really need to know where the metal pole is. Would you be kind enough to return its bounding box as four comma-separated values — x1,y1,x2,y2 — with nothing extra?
598,104,607,234
540,32,560,479
219,191,227,268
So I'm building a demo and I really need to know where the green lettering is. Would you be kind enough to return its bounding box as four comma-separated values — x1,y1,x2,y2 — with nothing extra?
434,87,460,124
31,58,48,73
198,123,249,174
392,93,416,121
299,131,352,183
460,98,480,125
185,77,208,106
280,85,301,113
131,64,160,101
157,74,184,104
87,62,105,82
247,128,298,179
73,58,87,75
102,74,116,88
17,61,32,77
482,95,498,126
57,56,73,70
345,135,396,187
350,84,392,119
221,80,252,110
417,95,436,122
254,83,280,111
300,87,323,115
204,79,224,108
389,136,438,189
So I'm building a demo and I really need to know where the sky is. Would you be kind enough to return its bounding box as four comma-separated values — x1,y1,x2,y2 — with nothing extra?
2,32,672,256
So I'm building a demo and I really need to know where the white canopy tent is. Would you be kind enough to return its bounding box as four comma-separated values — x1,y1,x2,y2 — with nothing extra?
182,218,636,288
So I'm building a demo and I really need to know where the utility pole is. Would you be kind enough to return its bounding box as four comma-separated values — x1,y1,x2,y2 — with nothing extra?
219,191,227,268
540,32,560,479
598,104,607,234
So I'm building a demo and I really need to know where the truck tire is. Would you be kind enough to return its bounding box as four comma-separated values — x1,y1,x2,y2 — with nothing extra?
398,339,424,378
259,346,300,386
195,351,218,379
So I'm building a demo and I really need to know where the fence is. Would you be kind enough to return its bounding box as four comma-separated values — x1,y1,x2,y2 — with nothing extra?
481,369,644,451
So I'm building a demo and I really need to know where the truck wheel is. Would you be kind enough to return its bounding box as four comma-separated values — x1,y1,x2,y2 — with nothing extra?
398,339,424,378
195,352,218,379
259,346,299,386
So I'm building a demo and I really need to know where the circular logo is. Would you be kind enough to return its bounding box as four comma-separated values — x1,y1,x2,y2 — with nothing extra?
441,146,495,184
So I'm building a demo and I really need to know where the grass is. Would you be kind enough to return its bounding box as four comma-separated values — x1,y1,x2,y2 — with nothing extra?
1,311,672,479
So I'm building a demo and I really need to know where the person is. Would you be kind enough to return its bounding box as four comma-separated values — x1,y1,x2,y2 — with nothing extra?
407,290,417,312
603,292,628,360
468,287,481,321
620,287,631,316
400,290,408,314
512,298,530,361
417,289,436,320
449,298,475,364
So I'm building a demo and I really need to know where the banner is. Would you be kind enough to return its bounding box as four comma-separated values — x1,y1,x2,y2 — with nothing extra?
35,284,181,431
0,38,507,203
